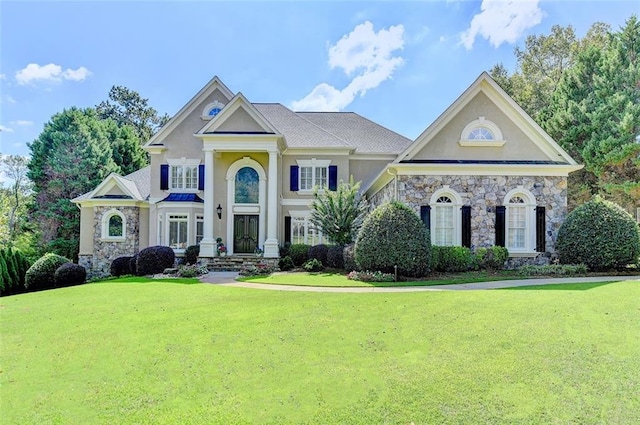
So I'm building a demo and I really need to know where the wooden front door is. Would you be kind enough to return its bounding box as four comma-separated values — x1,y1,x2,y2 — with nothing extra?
233,215,259,253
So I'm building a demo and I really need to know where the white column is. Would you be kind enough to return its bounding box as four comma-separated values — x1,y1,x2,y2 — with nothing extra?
199,148,216,257
263,149,279,258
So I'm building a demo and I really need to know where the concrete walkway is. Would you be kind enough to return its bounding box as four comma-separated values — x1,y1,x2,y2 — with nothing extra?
200,272,640,292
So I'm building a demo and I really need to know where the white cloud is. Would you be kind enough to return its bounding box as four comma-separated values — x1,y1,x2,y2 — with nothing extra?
6,96,16,104
0,125,15,133
11,120,34,126
15,63,92,85
292,21,405,111
460,0,544,50
0,74,6,80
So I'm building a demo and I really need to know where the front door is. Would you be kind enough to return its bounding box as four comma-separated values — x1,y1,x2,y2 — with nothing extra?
234,215,259,253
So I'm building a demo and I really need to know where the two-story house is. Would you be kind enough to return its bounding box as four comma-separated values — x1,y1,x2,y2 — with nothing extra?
72,72,582,276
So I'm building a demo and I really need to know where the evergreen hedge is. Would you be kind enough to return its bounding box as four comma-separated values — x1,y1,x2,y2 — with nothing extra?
355,202,431,277
54,263,87,287
556,196,640,270
308,244,329,265
288,244,311,267
326,245,344,269
110,256,134,277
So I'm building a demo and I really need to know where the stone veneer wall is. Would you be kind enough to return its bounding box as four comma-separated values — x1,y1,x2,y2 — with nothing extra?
369,175,568,265
79,206,141,278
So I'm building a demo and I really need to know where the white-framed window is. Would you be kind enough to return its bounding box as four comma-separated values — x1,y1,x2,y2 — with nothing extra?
167,158,200,191
290,212,325,246
297,158,330,192
196,215,204,245
430,187,462,246
504,187,536,252
101,209,126,241
170,165,198,190
168,214,189,249
201,100,226,119
459,117,505,147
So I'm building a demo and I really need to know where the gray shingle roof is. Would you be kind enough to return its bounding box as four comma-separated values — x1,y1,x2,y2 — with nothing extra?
297,112,413,154
253,103,349,149
72,166,150,202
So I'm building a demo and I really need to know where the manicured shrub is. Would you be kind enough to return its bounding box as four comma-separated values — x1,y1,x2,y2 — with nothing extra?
308,244,329,265
343,243,357,272
110,256,133,277
355,202,431,277
135,246,176,276
3,249,19,292
0,253,10,295
556,196,640,271
473,246,509,271
326,245,344,269
288,244,311,266
54,263,87,287
431,246,474,272
303,258,324,272
184,245,200,265
129,255,139,275
278,256,295,271
25,253,71,292
176,264,208,278
239,262,278,277
279,242,291,258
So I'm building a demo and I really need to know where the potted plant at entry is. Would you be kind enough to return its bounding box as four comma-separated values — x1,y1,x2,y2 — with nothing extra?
216,238,227,257
254,246,263,257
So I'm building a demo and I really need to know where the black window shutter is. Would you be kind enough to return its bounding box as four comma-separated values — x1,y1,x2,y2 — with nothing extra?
461,205,472,248
536,206,546,252
328,165,338,191
495,206,506,247
290,166,299,192
160,164,169,190
420,205,431,230
284,216,291,244
198,164,205,191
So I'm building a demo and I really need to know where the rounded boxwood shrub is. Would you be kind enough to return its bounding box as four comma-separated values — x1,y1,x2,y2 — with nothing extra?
355,202,431,277
54,263,87,287
303,258,324,272
473,246,509,271
135,246,176,276
556,196,640,271
278,256,295,271
110,256,133,277
25,253,71,291
129,255,139,275
326,245,344,269
308,244,329,265
431,246,474,272
184,245,200,265
288,244,311,266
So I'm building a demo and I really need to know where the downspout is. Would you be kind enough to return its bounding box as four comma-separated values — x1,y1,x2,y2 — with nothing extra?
387,167,398,201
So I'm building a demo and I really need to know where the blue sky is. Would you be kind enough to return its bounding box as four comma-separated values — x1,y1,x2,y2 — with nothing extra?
1,0,638,170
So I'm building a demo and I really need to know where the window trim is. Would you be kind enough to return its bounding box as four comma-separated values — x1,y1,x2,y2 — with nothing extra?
167,213,190,250
429,187,462,247
201,100,226,120
459,117,506,147
167,158,201,192
296,158,331,193
289,211,325,246
504,187,536,253
100,209,126,242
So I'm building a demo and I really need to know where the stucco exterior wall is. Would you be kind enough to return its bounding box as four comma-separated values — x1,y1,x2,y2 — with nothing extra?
78,206,95,255
413,92,549,161
349,159,393,189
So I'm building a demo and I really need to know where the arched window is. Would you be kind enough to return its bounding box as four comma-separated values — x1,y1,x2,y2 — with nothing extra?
235,167,259,204
504,188,536,252
202,100,226,119
101,209,126,241
430,187,462,246
459,117,505,146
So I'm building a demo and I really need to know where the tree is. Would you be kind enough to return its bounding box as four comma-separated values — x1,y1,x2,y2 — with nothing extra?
309,177,368,246
28,108,120,259
96,85,170,144
1,155,31,240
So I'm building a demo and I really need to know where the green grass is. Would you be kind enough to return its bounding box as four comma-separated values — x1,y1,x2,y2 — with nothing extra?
2,279,639,424
240,270,521,287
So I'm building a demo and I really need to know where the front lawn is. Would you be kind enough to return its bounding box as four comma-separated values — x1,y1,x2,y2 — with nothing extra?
240,270,522,287
1,279,639,424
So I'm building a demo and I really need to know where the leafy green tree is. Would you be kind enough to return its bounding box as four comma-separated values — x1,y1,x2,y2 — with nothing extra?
28,108,120,259
0,155,32,241
96,85,169,144
309,177,369,246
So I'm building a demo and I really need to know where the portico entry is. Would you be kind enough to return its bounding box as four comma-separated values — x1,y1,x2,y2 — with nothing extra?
234,215,259,253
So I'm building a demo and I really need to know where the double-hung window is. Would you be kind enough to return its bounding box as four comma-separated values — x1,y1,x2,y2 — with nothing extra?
171,165,198,190
434,196,455,246
290,213,324,246
168,214,188,249
297,159,330,191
